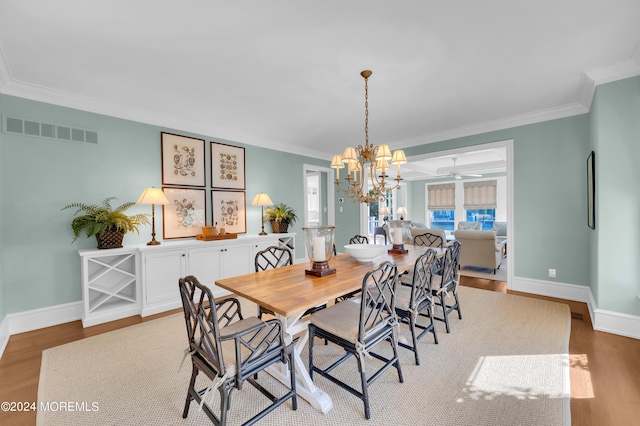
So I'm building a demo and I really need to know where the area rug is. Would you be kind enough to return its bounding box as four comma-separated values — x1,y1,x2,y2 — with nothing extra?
37,286,570,425
459,256,508,281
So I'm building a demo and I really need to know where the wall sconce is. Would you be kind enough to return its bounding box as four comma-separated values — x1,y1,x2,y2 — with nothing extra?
137,187,170,245
251,193,273,236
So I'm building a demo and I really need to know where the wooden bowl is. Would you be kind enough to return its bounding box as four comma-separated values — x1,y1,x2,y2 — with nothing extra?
202,226,218,236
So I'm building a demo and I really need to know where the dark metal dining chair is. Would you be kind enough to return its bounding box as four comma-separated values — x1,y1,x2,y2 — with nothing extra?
255,245,325,318
431,241,462,333
308,261,403,420
413,232,444,248
178,275,297,425
413,231,445,273
336,236,370,303
349,235,369,244
373,226,387,244
395,249,439,365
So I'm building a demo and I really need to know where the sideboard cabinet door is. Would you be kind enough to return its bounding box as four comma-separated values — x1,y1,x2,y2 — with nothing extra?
141,249,187,316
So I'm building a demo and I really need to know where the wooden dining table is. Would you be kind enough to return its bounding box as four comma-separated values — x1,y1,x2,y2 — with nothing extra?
215,244,443,414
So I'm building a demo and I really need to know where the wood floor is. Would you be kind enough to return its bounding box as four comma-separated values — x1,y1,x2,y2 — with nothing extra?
1,276,639,425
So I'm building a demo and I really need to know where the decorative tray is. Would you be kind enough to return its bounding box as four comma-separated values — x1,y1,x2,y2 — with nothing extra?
196,233,238,241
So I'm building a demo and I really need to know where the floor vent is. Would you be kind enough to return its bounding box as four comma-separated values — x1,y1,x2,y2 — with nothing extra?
571,312,584,321
2,116,98,145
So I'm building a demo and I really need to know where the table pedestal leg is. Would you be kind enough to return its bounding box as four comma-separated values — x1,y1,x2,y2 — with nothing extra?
265,312,334,414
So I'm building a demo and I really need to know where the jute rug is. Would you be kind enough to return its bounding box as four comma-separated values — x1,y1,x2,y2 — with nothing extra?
37,286,570,425
459,257,508,281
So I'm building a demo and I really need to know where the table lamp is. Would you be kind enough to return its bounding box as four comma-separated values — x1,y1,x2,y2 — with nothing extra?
396,206,408,220
136,187,170,245
380,206,390,224
251,193,273,235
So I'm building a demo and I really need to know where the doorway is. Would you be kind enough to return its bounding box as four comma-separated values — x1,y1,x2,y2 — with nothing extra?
303,165,335,227
407,139,513,288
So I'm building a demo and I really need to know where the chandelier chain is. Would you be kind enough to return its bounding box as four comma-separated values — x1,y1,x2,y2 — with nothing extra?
364,74,369,149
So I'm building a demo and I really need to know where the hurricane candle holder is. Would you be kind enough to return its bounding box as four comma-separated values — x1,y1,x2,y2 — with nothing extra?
302,225,336,276
388,220,411,254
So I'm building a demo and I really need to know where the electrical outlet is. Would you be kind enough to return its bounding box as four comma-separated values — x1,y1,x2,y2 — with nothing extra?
548,268,556,278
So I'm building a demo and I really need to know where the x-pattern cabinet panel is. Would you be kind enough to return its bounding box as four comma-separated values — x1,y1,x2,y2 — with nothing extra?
79,234,296,326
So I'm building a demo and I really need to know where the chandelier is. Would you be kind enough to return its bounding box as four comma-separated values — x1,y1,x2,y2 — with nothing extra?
331,70,407,204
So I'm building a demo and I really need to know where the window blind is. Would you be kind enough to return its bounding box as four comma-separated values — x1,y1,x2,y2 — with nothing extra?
463,180,497,209
427,183,456,210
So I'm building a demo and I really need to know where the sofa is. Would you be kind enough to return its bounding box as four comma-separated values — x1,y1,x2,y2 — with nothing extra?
453,229,505,273
457,221,482,230
383,222,447,246
492,221,507,237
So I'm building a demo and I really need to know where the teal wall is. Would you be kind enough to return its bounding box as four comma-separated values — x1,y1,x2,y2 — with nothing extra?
1,75,640,321
0,94,358,315
0,124,5,322
403,114,591,288
590,76,640,313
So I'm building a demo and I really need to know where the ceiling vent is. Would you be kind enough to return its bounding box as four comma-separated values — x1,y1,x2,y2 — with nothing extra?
2,116,98,144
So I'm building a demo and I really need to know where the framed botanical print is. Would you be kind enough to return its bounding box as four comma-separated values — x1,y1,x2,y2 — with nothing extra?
161,132,206,187
211,141,245,189
211,190,246,234
162,187,206,239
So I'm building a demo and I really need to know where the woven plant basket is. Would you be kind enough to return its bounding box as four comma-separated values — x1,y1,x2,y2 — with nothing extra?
270,220,289,234
95,227,126,249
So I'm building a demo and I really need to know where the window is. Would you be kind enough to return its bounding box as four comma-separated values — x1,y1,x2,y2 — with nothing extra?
427,183,455,230
466,209,495,230
430,209,455,230
362,183,406,237
463,180,497,230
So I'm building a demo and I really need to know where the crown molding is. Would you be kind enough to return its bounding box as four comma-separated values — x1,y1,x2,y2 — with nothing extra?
391,102,589,149
0,77,329,161
0,42,12,90
1,38,638,158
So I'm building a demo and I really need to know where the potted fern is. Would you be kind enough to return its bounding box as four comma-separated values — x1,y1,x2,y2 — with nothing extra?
62,197,150,249
265,202,298,233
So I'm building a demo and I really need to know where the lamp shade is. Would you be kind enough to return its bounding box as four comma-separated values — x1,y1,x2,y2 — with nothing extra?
396,206,408,215
251,193,273,206
379,206,390,215
342,147,358,163
330,155,345,169
375,159,390,172
137,187,169,205
375,144,392,161
391,150,407,165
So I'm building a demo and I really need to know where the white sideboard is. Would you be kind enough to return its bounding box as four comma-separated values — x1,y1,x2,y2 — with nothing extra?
79,233,295,327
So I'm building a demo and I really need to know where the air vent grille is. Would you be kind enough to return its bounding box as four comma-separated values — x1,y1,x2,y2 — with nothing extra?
1,116,98,145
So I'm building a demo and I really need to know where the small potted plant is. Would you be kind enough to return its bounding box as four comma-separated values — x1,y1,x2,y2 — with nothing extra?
265,202,298,233
62,197,150,249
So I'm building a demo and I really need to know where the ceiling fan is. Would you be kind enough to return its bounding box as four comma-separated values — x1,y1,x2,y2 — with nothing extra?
436,157,483,180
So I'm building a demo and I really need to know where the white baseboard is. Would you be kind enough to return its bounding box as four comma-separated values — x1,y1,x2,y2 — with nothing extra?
510,276,592,303
0,315,9,359
1,275,638,361
511,275,640,340
592,308,640,340
7,301,82,335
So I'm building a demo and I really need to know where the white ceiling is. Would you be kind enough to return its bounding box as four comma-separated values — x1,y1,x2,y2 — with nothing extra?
402,147,507,181
1,1,639,179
